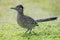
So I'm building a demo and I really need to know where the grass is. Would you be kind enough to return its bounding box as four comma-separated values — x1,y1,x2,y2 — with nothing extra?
0,0,60,40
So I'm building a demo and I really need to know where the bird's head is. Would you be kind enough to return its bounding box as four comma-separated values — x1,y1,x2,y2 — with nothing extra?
11,5,24,13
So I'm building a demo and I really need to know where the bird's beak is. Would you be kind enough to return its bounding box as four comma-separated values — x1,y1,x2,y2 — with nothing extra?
10,7,16,10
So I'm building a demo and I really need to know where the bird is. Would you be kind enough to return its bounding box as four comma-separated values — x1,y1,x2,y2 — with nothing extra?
11,5,57,34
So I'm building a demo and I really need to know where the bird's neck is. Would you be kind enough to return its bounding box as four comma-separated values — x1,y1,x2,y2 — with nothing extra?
18,10,24,15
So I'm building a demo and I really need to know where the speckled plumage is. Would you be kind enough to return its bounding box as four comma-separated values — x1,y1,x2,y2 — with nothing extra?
17,13,38,29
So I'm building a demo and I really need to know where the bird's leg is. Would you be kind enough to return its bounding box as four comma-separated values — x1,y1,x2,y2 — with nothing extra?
25,28,30,33
29,28,32,34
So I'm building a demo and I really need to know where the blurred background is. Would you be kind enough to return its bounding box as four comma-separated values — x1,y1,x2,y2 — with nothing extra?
0,0,60,40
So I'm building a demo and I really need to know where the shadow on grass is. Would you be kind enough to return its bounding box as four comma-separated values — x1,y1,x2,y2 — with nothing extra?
21,32,41,40
16,30,51,40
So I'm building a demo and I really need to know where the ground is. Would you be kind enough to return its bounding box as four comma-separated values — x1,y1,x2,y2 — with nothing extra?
0,0,60,40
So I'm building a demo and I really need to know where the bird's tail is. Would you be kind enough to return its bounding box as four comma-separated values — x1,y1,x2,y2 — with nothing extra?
36,17,57,22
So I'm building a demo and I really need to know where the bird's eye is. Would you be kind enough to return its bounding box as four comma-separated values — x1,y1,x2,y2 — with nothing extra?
19,8,22,9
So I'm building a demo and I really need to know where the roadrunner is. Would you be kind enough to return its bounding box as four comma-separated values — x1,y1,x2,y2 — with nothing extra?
11,5,57,33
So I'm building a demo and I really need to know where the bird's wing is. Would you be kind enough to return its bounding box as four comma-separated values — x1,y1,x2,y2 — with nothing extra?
23,15,39,26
